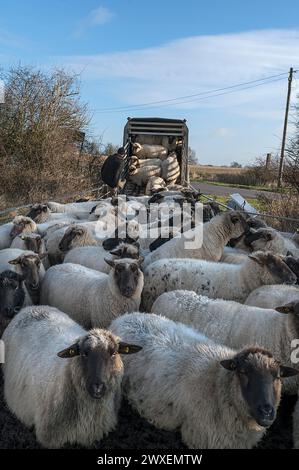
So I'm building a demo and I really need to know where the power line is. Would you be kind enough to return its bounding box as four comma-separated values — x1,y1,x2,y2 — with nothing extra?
94,76,287,114
94,71,289,113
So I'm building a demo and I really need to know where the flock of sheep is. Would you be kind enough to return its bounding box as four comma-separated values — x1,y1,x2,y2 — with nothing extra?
0,187,299,449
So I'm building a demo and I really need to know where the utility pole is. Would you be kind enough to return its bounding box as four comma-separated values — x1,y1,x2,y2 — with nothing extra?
277,67,294,188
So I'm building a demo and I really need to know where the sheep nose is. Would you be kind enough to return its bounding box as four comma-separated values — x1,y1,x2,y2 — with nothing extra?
91,383,106,399
258,404,275,418
30,282,39,290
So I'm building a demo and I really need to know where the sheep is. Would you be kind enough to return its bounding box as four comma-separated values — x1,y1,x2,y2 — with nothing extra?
110,312,297,449
2,305,142,448
43,222,102,265
41,258,144,329
245,227,299,257
0,249,46,304
0,216,37,250
245,284,299,308
142,251,297,311
11,232,49,269
152,291,299,393
0,270,32,337
27,203,88,224
63,241,140,274
142,210,248,268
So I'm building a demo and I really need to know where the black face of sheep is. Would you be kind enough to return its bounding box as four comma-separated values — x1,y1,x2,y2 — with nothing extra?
283,254,299,284
244,228,274,250
221,347,299,428
27,204,48,222
105,258,144,298
57,330,142,399
59,227,85,252
0,271,25,319
248,251,297,285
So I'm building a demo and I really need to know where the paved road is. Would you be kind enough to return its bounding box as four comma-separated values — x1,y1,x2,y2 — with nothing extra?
191,182,278,199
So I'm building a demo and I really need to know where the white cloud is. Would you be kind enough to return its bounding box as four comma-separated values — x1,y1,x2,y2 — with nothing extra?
74,5,114,37
61,28,299,115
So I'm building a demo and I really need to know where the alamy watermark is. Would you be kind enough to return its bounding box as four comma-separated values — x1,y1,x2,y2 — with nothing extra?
0,80,4,104
93,199,204,250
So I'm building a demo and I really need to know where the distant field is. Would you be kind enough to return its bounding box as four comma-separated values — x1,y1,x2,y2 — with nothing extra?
189,164,246,179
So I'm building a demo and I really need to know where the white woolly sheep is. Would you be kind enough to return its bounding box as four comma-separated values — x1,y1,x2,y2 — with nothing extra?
245,284,299,308
142,251,297,311
152,291,299,393
110,312,297,449
41,258,144,329
0,216,37,250
2,305,142,448
63,241,140,274
142,210,248,268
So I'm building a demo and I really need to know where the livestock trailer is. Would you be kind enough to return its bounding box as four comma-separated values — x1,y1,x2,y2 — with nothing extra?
122,117,189,195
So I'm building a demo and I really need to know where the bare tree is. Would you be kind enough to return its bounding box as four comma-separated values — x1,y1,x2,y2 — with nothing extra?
0,65,90,207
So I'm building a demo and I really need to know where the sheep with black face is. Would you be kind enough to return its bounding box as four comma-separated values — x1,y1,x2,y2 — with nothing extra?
2,306,142,448
41,258,144,328
110,313,298,449
142,251,297,311
0,270,32,336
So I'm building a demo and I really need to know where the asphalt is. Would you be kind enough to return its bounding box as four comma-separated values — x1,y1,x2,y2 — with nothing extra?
192,182,278,200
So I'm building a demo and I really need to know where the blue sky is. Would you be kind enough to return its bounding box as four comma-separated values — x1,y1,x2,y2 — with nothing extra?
1,0,299,165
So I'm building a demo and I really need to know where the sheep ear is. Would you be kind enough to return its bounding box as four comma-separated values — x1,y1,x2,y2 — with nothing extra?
220,359,237,371
279,366,299,378
104,258,115,268
9,257,21,265
118,342,142,354
286,251,294,257
276,302,296,314
57,343,80,358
